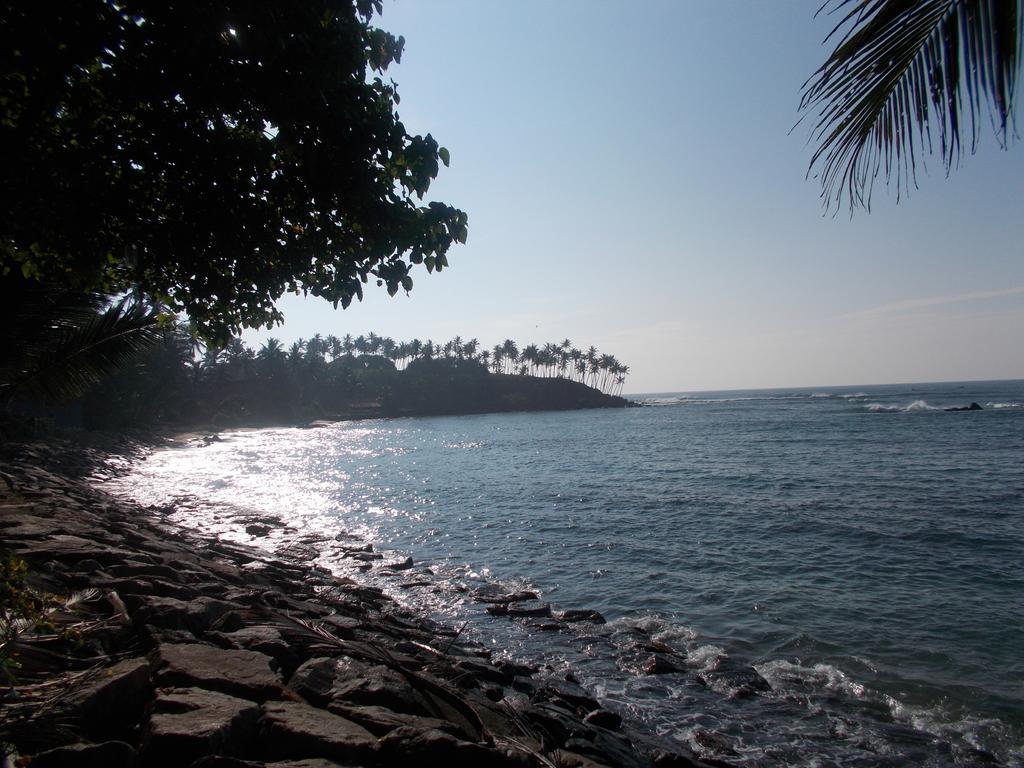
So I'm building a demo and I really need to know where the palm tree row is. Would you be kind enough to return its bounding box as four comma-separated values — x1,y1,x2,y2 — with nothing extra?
219,333,629,397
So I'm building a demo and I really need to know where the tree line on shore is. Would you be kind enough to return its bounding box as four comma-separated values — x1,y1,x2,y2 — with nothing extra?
46,322,629,430
232,333,629,396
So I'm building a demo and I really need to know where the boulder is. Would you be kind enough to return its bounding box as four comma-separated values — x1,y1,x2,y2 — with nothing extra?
258,701,378,762
326,702,465,738
130,596,244,634
379,726,515,768
141,688,260,768
288,656,432,717
64,657,152,739
29,740,136,768
154,643,283,701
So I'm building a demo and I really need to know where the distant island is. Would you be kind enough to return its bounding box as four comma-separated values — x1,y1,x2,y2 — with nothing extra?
37,332,633,432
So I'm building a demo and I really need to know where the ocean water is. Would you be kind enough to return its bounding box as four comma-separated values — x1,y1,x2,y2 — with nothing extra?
114,380,1024,766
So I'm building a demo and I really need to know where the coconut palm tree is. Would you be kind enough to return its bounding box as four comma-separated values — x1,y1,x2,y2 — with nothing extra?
501,340,519,374
801,0,1022,211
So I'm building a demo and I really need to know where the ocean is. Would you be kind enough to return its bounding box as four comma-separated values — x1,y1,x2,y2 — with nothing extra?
113,379,1024,766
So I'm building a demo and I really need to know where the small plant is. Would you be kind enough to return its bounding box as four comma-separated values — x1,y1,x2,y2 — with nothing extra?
0,552,57,684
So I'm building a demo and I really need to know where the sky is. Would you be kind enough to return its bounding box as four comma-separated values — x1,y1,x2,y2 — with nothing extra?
242,0,1024,394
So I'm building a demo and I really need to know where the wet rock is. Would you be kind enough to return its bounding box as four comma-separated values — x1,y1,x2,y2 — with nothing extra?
259,701,378,762
29,740,136,768
141,688,260,768
154,643,283,701
559,609,607,624
585,709,623,730
495,659,539,678
64,657,152,739
505,600,552,618
473,590,539,604
712,656,770,696
381,555,414,570
643,654,684,675
452,658,512,685
245,524,272,537
545,679,601,712
693,729,739,756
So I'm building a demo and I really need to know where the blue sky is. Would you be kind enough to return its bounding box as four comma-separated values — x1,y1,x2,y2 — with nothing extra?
243,0,1024,393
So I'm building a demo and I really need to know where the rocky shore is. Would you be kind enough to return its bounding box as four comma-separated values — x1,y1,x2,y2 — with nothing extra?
0,436,723,768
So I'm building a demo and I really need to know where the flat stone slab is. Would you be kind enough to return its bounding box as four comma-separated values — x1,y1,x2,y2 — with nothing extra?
259,701,379,762
65,657,152,738
142,687,260,767
155,643,282,701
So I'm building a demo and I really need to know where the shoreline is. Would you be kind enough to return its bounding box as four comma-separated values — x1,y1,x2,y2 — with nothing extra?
0,435,719,768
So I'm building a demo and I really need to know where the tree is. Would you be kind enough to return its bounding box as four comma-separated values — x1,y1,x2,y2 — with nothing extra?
1,1,468,345
801,0,1022,211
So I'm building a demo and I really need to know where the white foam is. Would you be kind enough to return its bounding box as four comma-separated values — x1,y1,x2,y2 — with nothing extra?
687,644,726,672
986,401,1024,409
755,659,866,698
865,403,900,412
904,399,940,411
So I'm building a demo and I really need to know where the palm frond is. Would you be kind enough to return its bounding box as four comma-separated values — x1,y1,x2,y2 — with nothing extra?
2,295,161,404
801,0,1022,211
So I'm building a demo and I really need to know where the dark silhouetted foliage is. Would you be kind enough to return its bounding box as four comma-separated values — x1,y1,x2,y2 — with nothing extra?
1,1,467,344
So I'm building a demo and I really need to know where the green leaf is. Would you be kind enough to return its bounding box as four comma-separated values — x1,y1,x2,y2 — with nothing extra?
438,147,450,167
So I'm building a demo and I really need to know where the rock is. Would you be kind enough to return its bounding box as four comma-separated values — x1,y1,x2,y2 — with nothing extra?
326,702,465,738
141,688,260,768
712,656,770,696
643,654,684,675
212,626,298,675
559,609,606,624
585,709,623,730
945,402,983,411
245,524,272,537
495,659,539,678
259,701,378,762
505,600,552,618
381,555,414,570
452,658,512,685
29,740,136,768
266,761,352,768
188,759,264,768
473,590,539,604
379,726,511,768
130,596,244,634
154,643,283,701
545,679,601,712
553,750,612,768
64,657,152,739
693,729,739,756
288,656,432,717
